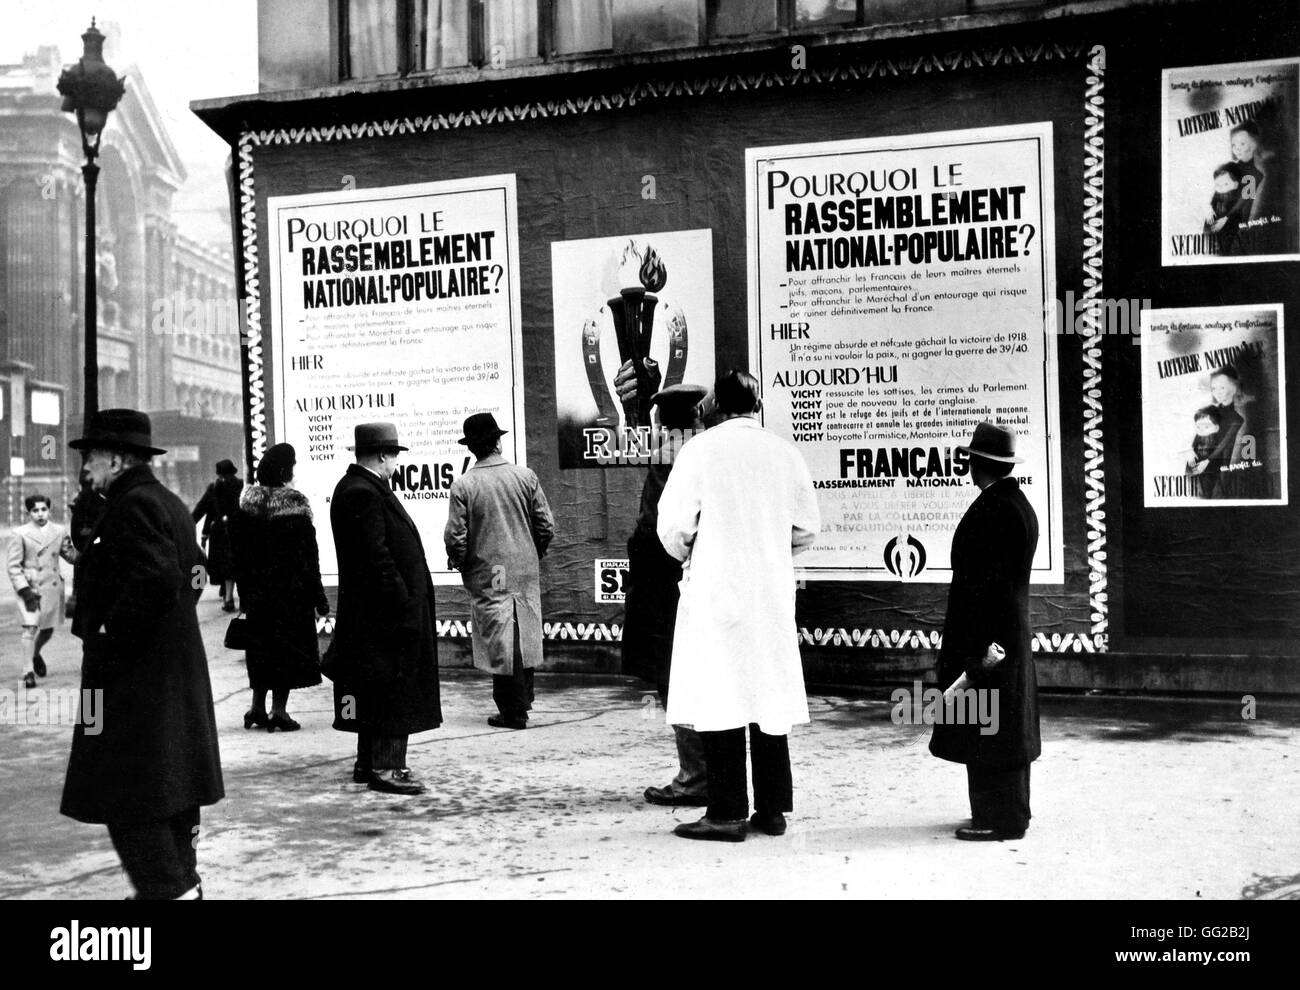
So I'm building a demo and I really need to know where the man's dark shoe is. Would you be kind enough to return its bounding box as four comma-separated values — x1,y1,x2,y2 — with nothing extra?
673,816,748,842
955,826,1025,841
367,768,426,795
749,811,787,836
487,714,528,730
22,672,36,689
644,785,708,807
32,655,47,678
352,764,370,784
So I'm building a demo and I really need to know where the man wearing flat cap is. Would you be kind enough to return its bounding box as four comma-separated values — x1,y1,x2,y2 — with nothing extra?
444,413,555,729
61,409,224,899
930,420,1041,841
329,422,442,795
622,383,710,807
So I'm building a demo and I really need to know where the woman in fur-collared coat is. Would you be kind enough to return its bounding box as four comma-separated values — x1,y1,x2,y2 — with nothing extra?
230,444,327,732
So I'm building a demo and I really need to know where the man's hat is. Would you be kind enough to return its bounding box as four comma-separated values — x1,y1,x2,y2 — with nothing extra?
347,422,409,452
69,409,166,456
651,384,707,427
957,421,1023,464
458,412,507,447
215,458,237,476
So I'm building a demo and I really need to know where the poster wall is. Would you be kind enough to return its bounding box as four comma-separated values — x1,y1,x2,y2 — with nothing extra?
552,230,715,468
1161,58,1300,265
747,123,1063,582
1141,304,1287,507
266,176,524,583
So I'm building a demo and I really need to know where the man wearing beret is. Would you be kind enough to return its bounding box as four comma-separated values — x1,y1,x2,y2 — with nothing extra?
329,422,442,795
929,420,1041,841
61,409,224,899
621,383,710,807
444,413,555,729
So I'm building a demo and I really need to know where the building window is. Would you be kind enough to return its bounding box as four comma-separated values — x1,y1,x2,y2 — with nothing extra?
485,0,538,65
712,0,779,37
794,0,858,28
348,0,402,77
30,391,60,427
414,0,472,69
554,1,612,55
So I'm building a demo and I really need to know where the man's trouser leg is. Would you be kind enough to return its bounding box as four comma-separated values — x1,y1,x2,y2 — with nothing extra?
670,727,709,798
700,727,748,821
371,735,409,771
966,764,1031,832
107,806,201,900
748,724,792,816
492,626,532,720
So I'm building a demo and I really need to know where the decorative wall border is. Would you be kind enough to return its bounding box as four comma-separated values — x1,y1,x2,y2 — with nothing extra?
241,39,1108,651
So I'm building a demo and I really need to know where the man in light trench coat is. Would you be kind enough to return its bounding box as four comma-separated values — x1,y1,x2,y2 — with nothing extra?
445,413,556,729
657,370,820,841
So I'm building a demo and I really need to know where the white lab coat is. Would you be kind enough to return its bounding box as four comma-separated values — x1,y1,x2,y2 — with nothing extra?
656,416,820,735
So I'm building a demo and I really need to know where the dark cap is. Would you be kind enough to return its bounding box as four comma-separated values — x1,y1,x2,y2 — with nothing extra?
348,422,409,452
458,412,507,447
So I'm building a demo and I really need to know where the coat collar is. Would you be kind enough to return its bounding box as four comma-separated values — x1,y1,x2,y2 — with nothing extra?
344,463,421,537
471,453,508,469
106,463,159,501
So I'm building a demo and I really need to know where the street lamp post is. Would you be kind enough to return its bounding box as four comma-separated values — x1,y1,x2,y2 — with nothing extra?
57,19,124,427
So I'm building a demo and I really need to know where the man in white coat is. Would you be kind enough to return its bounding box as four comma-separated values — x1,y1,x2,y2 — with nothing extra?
8,494,77,687
656,370,820,841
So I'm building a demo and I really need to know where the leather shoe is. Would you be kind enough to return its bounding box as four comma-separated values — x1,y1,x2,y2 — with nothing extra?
32,655,47,678
644,785,708,807
673,816,748,842
352,764,370,784
487,714,528,730
749,811,787,836
955,826,1025,841
367,768,425,795
22,672,36,689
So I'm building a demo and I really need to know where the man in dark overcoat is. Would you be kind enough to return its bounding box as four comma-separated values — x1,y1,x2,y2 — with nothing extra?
930,420,1041,841
620,383,709,807
329,422,441,795
61,409,224,899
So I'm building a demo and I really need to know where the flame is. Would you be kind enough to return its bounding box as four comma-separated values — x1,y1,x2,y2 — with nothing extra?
639,247,667,292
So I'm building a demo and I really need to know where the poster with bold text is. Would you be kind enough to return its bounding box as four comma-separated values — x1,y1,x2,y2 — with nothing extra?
1162,58,1300,265
1141,304,1287,507
267,176,524,584
747,124,1063,582
552,230,715,468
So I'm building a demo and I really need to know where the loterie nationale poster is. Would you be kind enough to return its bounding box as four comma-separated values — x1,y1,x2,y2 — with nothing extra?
1141,304,1287,507
266,176,524,584
747,123,1063,583
1162,58,1300,265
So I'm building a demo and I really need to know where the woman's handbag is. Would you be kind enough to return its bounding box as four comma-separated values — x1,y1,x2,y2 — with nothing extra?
224,612,251,651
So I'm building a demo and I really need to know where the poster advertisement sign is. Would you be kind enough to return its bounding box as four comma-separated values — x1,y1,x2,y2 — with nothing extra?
746,123,1063,582
1161,58,1300,265
552,230,715,468
266,176,524,584
594,559,630,603
1141,304,1287,507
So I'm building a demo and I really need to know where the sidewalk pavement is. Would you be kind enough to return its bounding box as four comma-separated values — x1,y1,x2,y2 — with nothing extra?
2,585,1298,900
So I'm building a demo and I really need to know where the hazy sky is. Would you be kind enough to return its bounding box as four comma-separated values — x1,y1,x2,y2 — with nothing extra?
3,0,259,245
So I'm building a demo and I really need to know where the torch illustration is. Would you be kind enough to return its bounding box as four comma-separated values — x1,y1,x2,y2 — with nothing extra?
607,244,667,428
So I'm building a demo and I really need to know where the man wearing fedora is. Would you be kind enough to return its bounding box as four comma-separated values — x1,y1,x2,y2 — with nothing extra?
929,420,1041,841
444,412,555,729
329,422,442,795
61,409,224,899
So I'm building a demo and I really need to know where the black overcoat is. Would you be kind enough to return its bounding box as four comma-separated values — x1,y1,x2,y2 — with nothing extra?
61,465,225,824
929,476,1041,770
329,464,442,736
621,465,683,689
192,476,243,583
230,484,327,692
